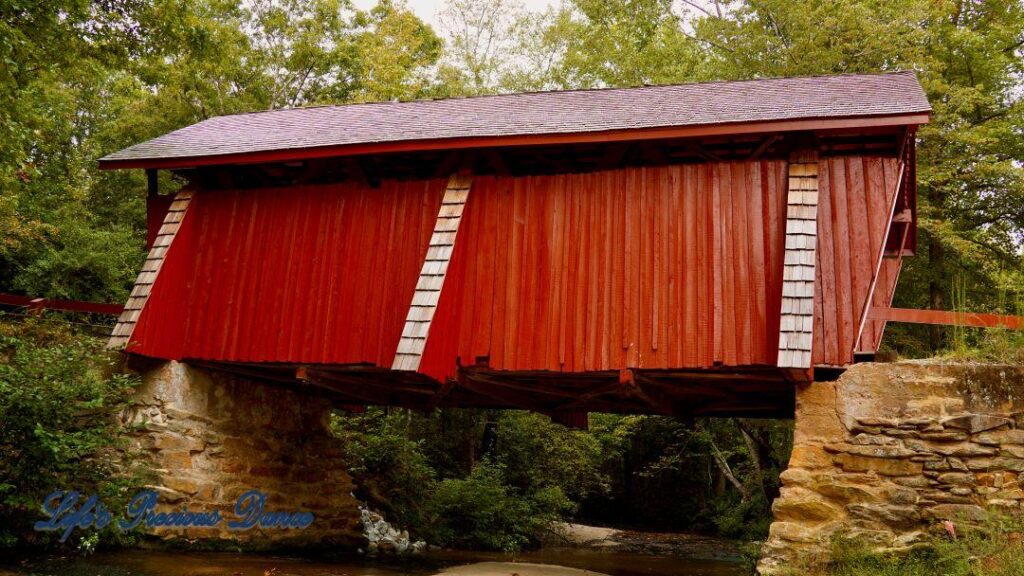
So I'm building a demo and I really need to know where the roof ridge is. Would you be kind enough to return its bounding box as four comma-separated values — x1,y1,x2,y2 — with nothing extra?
203,70,921,122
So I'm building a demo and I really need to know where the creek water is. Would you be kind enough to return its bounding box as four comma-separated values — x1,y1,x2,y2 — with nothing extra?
5,547,747,576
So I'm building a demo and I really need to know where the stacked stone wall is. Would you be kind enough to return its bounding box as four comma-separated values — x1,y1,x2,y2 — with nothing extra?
122,360,363,548
760,360,1024,573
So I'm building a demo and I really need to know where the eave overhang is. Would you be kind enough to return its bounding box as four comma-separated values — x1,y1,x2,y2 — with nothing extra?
98,112,931,171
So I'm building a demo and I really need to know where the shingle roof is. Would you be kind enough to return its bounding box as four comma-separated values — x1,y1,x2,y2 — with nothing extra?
101,71,930,168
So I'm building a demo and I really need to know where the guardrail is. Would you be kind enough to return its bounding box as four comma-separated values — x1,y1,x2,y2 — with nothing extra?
0,293,124,316
869,306,1024,330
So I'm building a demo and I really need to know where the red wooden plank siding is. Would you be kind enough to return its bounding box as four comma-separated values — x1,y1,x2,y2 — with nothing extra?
128,179,447,363
418,161,789,382
812,156,900,366
124,155,900,374
856,157,904,353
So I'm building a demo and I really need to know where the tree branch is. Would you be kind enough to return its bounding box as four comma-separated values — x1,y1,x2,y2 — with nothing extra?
709,437,749,502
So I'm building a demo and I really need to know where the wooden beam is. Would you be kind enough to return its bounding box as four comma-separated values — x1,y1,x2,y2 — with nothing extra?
0,293,123,315
482,149,509,176
869,307,1024,330
343,156,375,187
146,169,158,197
427,379,457,410
551,411,589,430
748,135,781,159
686,141,721,161
598,143,630,169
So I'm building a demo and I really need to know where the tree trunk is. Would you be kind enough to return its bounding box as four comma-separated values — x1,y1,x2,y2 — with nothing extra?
929,236,945,352
736,420,767,504
709,438,749,502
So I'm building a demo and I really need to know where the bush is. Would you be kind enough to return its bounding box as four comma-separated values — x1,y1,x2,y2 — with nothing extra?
331,409,437,535
424,463,572,552
494,411,610,503
0,316,142,549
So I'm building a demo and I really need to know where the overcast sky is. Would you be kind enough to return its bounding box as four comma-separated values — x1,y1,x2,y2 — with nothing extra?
350,0,558,28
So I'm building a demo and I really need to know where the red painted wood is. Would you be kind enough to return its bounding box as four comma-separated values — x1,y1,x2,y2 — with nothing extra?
125,155,908,375
146,195,175,249
869,307,1024,329
812,156,901,365
128,179,447,362
418,162,789,383
0,293,123,315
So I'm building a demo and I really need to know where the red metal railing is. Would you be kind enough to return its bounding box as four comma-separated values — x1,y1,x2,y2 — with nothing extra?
0,293,123,316
869,306,1024,330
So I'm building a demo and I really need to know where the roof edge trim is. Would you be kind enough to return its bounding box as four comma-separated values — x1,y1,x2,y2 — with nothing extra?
99,112,930,171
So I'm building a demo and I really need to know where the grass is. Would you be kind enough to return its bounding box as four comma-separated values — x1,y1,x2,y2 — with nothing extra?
943,274,1024,365
783,513,1024,576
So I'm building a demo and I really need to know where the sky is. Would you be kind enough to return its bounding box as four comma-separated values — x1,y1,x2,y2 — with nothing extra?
350,0,558,29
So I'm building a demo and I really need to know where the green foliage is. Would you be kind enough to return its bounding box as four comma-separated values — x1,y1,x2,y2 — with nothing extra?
0,0,444,303
333,408,593,550
331,408,437,534
493,411,609,503
333,407,789,547
0,317,143,549
424,462,572,552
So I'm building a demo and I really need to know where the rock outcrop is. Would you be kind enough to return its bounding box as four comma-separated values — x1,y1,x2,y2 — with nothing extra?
360,506,426,555
759,360,1024,574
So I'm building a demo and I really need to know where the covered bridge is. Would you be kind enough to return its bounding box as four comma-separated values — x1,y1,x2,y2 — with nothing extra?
101,71,930,422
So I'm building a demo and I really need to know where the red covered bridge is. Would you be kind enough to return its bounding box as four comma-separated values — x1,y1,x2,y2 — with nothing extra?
101,71,930,421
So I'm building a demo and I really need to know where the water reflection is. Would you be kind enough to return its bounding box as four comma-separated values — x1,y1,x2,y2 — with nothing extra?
7,547,747,576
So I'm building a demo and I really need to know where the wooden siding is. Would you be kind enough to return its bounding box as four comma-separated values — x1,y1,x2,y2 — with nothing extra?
121,155,904,374
417,162,790,383
393,175,472,371
777,150,819,368
812,156,901,366
127,179,447,363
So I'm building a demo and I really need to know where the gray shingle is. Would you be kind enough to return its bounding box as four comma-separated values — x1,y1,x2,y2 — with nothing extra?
101,71,930,167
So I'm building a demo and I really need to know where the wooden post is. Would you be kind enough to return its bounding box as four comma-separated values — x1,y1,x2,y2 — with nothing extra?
146,168,158,197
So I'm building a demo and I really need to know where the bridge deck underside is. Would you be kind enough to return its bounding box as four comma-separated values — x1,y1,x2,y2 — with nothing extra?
175,359,798,419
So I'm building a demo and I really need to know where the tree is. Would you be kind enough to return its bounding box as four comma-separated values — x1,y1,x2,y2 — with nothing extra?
351,0,443,102
0,0,443,302
693,0,1024,354
435,0,531,95
534,0,705,89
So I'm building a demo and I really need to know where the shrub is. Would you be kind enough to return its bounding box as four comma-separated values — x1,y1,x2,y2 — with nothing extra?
423,463,572,552
494,411,610,502
331,408,437,535
0,316,142,549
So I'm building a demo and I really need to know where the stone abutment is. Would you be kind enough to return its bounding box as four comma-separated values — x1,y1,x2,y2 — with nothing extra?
760,360,1024,573
122,360,363,549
